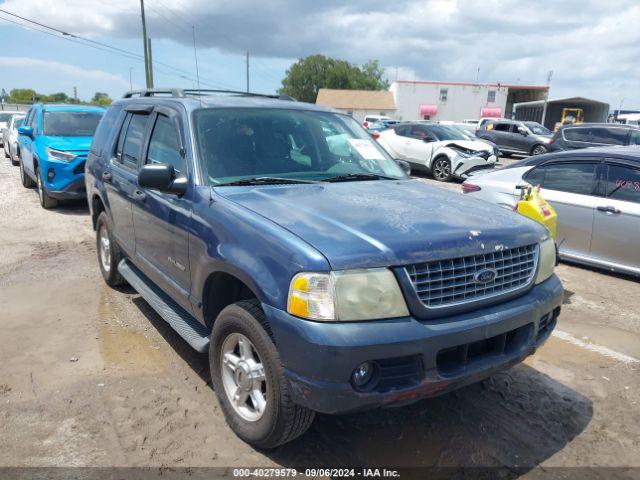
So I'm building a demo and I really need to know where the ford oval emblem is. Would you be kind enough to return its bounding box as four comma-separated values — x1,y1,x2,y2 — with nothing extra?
474,268,497,284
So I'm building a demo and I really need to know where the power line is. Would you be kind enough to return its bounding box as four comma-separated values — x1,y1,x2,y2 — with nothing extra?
0,8,239,90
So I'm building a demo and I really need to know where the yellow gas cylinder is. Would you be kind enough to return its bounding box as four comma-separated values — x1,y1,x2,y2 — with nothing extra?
515,185,557,240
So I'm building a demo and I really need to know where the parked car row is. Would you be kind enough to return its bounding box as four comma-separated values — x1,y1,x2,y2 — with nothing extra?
1,111,25,165
6,90,563,449
463,146,640,277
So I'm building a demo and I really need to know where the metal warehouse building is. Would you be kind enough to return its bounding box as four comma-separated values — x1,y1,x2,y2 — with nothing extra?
389,80,549,122
514,97,610,130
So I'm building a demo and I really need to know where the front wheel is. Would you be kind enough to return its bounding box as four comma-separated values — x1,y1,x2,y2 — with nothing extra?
210,300,315,448
432,157,452,182
36,166,58,209
531,145,548,156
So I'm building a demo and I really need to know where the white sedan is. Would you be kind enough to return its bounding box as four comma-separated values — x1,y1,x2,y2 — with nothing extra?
375,123,498,181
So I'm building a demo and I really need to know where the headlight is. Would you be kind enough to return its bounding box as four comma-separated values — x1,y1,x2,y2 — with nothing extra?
46,147,77,162
287,269,409,321
535,237,556,284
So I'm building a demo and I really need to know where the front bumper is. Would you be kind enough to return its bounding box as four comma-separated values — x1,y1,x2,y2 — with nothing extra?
452,155,497,179
264,274,563,414
41,155,87,199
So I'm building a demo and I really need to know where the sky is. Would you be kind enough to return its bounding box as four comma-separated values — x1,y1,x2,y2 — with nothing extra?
0,0,638,110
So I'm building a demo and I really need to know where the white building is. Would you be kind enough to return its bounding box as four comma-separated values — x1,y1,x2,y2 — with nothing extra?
389,80,549,122
315,89,396,122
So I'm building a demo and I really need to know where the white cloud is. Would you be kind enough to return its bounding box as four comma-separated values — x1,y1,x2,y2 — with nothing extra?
0,56,130,99
1,0,639,107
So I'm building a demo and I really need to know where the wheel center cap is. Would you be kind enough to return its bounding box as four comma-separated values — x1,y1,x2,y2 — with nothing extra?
235,361,253,391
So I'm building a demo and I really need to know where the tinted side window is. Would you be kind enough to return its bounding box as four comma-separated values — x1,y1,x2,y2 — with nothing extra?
146,115,185,174
591,127,628,146
91,105,123,155
629,130,640,146
116,113,148,169
563,128,590,142
23,108,33,127
394,125,408,137
407,125,432,140
493,123,511,132
542,162,597,195
606,164,640,204
523,166,546,186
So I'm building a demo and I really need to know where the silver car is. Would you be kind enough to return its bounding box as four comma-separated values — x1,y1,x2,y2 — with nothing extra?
463,146,640,277
2,113,25,166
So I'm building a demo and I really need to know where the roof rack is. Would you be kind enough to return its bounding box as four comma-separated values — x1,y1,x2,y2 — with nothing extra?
122,88,295,101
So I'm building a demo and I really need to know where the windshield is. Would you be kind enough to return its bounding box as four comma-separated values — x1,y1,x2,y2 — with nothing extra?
425,125,468,141
43,111,103,136
194,108,406,185
12,116,25,127
525,122,552,135
448,125,477,140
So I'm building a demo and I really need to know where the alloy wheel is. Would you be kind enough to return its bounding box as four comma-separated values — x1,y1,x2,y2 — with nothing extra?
433,158,451,180
220,333,267,422
532,145,547,155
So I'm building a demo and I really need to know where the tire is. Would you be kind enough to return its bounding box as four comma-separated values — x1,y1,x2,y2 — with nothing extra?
35,166,58,209
531,144,548,156
210,300,315,448
96,212,126,286
432,156,452,182
11,146,19,166
19,155,35,188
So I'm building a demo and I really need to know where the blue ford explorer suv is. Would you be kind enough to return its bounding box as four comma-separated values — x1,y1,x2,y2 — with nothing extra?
18,103,104,208
86,88,563,448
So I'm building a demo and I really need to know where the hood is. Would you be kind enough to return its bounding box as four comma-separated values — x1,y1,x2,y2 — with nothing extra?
216,179,546,270
436,139,492,153
41,136,93,153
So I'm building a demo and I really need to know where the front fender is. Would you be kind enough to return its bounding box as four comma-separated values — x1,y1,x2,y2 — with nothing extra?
189,192,331,322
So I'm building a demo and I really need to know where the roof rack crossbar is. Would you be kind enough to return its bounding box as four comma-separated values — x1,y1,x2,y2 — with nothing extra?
122,88,186,98
122,88,295,101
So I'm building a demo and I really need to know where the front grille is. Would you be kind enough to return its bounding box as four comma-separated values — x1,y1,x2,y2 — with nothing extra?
405,244,538,309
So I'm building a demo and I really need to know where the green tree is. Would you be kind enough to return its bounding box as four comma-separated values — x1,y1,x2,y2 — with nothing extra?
8,88,37,103
41,92,69,103
91,92,112,106
279,55,390,103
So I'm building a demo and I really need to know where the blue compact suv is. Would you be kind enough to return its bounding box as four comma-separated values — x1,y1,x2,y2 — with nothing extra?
86,89,563,448
18,103,104,208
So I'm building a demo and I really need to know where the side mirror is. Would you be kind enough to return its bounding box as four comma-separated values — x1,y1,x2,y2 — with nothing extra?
517,127,528,136
422,136,435,143
396,159,411,176
18,125,34,137
138,163,187,196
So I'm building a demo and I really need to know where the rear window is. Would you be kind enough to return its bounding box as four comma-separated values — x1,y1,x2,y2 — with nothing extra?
563,127,591,142
590,127,628,145
90,105,123,155
43,111,104,136
606,164,640,204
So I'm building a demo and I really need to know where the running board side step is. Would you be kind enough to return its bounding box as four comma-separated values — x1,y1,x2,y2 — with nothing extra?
118,259,210,353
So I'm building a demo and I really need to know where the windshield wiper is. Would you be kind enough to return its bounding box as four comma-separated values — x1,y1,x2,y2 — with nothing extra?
323,173,396,183
213,176,319,187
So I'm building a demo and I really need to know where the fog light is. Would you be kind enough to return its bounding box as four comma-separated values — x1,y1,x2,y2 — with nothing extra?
47,168,55,180
351,361,375,389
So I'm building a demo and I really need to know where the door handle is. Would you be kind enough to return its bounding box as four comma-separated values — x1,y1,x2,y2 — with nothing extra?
102,171,112,183
133,190,147,202
596,205,620,214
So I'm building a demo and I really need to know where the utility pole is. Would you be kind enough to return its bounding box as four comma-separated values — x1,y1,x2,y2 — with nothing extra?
246,50,250,93
147,38,154,88
541,70,553,129
140,0,151,88
73,86,78,103
129,67,134,91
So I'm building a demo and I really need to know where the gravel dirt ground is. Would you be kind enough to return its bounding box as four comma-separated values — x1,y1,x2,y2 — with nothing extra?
0,154,639,478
